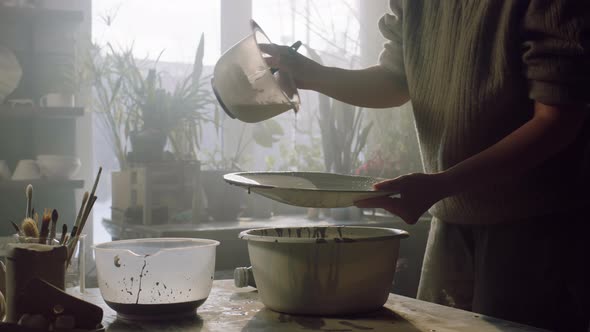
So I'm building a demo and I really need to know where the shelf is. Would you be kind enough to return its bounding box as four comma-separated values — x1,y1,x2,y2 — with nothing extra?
0,6,83,24
0,105,84,118
0,179,84,190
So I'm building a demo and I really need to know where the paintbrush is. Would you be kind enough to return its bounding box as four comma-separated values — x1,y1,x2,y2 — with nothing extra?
39,209,51,244
71,191,89,239
21,218,39,238
33,210,39,234
77,195,96,238
10,220,22,235
49,209,58,243
59,224,67,245
68,195,96,264
75,167,102,237
67,167,103,265
25,184,33,218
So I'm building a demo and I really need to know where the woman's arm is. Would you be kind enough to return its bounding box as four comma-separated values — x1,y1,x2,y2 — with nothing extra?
306,65,410,108
259,44,410,108
355,101,588,224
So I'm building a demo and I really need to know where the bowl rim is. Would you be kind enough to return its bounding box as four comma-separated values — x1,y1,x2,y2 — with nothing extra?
239,226,409,244
93,237,220,257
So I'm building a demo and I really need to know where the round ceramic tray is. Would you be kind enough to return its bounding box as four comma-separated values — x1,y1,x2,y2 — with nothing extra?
223,171,398,208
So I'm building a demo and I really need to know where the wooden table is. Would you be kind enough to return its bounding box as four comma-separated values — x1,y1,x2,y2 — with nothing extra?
73,280,548,332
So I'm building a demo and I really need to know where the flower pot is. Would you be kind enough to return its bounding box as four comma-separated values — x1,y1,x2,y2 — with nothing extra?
129,130,167,163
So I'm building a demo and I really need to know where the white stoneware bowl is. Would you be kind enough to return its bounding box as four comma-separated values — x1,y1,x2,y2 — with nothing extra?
11,160,40,180
36,155,81,179
240,226,409,315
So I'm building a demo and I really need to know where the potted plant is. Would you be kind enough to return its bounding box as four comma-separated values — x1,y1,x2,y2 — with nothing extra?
85,35,217,225
85,33,216,168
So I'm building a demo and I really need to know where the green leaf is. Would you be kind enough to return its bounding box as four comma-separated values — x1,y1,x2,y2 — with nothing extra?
192,33,205,82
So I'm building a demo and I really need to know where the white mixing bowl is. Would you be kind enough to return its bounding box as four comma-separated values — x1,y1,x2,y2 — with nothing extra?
94,238,219,320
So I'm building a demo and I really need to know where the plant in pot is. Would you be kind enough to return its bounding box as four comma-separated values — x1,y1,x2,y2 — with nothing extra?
86,34,216,168
122,34,216,164
85,36,217,225
200,118,284,221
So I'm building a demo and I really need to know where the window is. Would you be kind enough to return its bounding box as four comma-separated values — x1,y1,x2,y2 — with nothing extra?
91,1,221,244
90,0,385,245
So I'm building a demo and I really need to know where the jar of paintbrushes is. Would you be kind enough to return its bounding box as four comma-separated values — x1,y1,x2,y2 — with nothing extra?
1,168,102,323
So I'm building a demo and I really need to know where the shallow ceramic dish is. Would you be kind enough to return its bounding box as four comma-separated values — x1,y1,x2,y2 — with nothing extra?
223,171,398,208
240,226,409,315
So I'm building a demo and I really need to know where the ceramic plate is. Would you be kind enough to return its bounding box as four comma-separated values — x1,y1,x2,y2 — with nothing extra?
223,172,398,208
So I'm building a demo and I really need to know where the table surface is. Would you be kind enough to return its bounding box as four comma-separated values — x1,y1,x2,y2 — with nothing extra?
103,213,409,233
73,280,548,332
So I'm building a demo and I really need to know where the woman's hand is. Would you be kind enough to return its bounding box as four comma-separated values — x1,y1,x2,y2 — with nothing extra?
354,172,450,224
258,43,322,90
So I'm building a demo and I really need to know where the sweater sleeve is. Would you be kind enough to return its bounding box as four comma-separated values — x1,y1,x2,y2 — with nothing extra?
522,0,590,106
378,0,407,87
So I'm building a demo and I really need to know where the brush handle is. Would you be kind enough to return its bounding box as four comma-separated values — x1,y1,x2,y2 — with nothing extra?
25,184,33,218
49,209,58,242
10,220,21,235
49,219,57,242
77,196,97,237
72,192,89,237
59,224,67,245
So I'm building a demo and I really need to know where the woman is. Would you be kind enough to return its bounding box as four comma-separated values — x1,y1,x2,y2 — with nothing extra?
261,1,589,331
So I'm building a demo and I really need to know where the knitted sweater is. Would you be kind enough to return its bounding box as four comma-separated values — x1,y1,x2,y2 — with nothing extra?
378,0,590,224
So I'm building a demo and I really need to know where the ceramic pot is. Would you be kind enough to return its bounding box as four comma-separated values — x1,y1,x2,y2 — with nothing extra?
129,130,167,163
239,226,409,315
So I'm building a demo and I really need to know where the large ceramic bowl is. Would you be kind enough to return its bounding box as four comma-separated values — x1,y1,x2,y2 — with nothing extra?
94,238,219,320
239,226,409,315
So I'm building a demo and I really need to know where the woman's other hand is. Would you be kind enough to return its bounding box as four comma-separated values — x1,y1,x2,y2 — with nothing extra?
354,172,449,224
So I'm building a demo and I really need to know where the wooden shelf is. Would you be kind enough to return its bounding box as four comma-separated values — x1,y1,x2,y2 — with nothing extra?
0,179,84,190
0,6,83,24
0,105,84,118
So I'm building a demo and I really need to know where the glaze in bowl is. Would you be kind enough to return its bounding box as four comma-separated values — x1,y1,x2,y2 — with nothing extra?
239,226,409,315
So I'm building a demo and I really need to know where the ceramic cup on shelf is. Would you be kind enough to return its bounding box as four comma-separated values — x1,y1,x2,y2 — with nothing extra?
11,160,41,180
0,160,11,180
39,93,75,107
